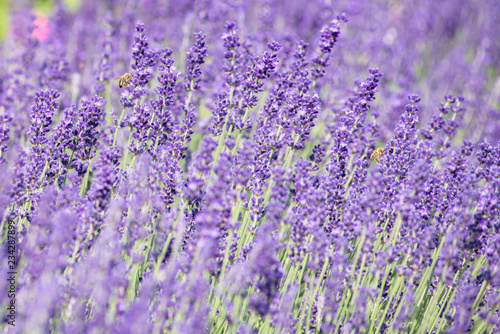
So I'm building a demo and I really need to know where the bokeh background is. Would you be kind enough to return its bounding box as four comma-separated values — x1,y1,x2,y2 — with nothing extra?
1,0,499,146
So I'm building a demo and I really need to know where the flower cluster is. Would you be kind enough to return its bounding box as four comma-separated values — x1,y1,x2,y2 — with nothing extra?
0,1,499,333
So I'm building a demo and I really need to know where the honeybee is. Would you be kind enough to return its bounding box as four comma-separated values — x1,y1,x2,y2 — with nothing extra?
370,147,385,163
115,73,133,89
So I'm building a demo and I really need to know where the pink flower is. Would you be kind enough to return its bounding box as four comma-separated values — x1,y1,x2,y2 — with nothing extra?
32,12,49,41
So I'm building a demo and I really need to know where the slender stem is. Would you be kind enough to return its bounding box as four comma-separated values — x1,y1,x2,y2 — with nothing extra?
113,108,127,146
80,158,94,197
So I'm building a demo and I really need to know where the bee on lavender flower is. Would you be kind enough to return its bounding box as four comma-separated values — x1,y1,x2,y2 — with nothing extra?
116,73,133,89
370,147,385,163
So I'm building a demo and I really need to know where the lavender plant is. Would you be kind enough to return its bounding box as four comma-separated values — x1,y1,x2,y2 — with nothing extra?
1,0,500,333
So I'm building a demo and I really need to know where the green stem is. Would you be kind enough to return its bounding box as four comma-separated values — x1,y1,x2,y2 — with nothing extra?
120,129,134,169
80,158,94,197
113,108,126,146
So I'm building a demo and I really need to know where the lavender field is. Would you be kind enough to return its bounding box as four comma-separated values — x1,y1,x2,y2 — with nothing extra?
0,0,499,333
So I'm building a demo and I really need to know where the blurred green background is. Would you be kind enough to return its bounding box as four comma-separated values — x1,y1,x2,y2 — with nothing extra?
0,0,82,40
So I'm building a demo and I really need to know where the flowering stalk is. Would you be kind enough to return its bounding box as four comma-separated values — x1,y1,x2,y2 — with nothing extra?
1,3,499,334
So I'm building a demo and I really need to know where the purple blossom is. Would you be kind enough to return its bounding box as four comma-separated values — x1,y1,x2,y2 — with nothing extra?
311,14,346,80
1,3,500,334
94,15,116,94
185,32,208,92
